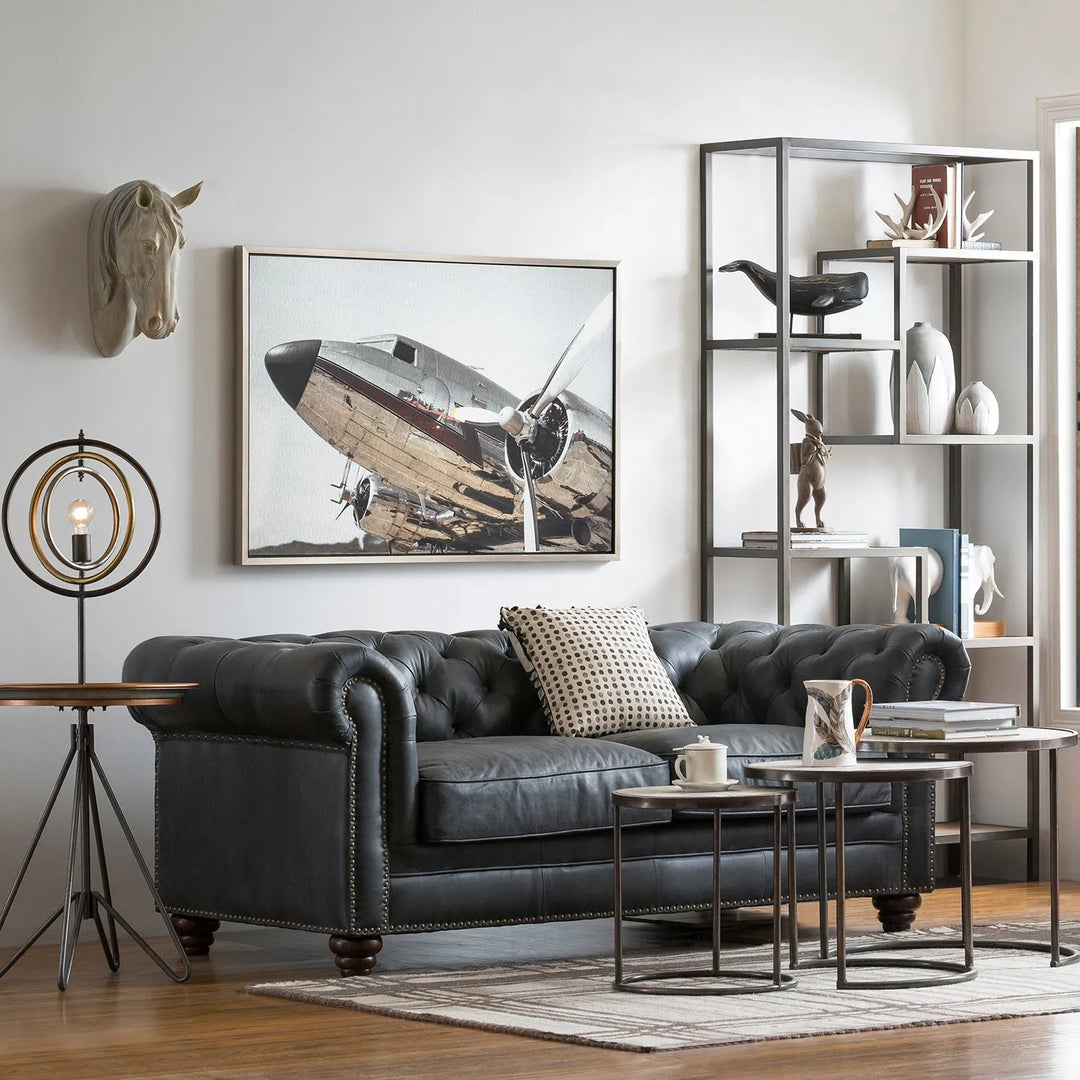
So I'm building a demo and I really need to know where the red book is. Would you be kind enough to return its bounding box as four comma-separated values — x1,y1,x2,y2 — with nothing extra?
911,163,959,247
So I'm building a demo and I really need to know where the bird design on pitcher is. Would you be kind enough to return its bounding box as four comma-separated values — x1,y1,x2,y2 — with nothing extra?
806,683,853,760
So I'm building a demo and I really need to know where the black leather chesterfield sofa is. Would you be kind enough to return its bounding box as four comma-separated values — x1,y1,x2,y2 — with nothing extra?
123,620,969,974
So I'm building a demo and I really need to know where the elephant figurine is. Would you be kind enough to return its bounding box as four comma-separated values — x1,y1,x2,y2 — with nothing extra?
965,543,1005,616
889,549,944,624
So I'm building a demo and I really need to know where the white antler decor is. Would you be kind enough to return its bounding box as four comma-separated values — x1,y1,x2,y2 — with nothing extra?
961,191,994,243
875,188,919,240
875,186,948,241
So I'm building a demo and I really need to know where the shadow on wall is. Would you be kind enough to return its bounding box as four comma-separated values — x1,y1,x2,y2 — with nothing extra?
0,187,100,355
187,245,235,573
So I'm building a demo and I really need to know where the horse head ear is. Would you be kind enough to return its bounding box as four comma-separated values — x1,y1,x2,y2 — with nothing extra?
172,181,203,209
135,183,155,210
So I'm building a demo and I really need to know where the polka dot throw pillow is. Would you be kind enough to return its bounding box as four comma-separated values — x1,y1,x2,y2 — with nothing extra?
498,605,694,738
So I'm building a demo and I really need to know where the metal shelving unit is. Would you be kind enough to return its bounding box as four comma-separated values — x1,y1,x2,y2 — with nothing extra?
699,136,1040,879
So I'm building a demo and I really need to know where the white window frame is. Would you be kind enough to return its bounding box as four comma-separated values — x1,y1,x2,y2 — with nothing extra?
1037,92,1080,723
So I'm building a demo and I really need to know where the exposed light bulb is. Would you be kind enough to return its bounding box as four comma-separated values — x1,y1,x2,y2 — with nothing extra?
67,498,94,534
67,498,93,564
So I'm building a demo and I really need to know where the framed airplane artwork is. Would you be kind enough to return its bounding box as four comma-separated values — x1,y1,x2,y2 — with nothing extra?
237,246,618,563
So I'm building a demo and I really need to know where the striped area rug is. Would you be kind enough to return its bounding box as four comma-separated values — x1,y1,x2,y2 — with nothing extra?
246,921,1080,1052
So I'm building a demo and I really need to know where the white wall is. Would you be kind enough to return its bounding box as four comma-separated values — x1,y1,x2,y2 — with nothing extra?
0,0,965,946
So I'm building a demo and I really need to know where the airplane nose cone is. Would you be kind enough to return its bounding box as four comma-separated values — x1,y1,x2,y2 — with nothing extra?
265,339,320,409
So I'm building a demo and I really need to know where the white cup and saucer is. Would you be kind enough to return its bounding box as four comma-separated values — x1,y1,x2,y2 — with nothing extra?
672,735,736,791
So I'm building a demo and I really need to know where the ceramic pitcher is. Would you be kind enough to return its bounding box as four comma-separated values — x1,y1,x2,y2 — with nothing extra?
802,679,873,766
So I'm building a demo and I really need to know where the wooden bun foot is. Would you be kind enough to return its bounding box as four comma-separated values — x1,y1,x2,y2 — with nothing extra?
873,893,922,932
170,914,221,955
329,933,383,975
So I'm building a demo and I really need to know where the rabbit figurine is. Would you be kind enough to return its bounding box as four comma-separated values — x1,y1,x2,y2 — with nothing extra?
791,409,830,529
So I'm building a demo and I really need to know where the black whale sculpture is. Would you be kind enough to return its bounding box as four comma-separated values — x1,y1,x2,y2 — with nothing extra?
718,260,869,325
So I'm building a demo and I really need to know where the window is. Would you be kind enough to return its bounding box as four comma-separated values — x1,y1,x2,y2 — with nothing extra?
361,336,416,364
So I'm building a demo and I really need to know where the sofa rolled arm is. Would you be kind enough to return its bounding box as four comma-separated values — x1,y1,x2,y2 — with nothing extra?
122,635,416,747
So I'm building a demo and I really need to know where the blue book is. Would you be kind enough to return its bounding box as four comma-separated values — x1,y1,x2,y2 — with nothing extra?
898,527,961,634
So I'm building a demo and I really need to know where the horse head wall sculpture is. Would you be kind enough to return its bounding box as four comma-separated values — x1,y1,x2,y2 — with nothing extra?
88,179,202,357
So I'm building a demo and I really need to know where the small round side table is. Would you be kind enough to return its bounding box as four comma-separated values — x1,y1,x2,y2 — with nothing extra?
863,727,1079,967
612,784,798,994
745,757,976,990
0,682,196,990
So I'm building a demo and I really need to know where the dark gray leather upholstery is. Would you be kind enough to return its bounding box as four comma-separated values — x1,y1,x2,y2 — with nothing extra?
416,736,670,841
124,620,969,945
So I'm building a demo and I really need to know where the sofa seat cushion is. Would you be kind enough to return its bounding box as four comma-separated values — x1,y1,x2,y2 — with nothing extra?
416,735,670,842
599,724,894,813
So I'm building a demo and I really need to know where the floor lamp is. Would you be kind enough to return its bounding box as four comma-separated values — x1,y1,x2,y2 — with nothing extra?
0,432,191,989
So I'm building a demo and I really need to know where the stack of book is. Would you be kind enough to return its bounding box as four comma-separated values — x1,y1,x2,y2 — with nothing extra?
741,529,870,550
868,700,1020,740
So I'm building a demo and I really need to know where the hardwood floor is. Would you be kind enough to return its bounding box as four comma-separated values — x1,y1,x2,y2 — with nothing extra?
3,883,1080,1079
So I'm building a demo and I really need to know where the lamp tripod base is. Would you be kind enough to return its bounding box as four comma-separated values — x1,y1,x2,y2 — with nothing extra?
0,713,191,990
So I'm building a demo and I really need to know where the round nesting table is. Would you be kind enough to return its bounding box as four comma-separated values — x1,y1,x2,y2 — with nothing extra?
612,784,798,994
863,727,1079,967
744,758,976,990
0,682,195,990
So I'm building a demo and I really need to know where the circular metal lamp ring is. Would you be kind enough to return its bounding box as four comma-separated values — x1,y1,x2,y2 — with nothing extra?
35,462,125,576
40,466,123,572
2,437,160,599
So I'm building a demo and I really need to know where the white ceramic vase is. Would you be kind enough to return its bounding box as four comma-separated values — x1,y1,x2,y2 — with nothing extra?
906,321,955,435
954,380,1000,435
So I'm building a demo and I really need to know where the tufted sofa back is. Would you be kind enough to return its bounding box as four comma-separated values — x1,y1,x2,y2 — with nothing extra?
314,620,968,740
311,628,548,740
648,621,966,727
124,620,969,745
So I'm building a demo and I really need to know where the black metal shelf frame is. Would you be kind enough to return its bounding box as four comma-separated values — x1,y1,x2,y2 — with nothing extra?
699,136,1040,879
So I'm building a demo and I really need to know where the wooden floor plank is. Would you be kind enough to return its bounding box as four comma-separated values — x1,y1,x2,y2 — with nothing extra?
2,883,1080,1079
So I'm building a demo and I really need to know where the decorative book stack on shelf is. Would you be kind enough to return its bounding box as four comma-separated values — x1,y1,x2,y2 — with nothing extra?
741,529,869,550
699,136,1039,880
868,700,1020,741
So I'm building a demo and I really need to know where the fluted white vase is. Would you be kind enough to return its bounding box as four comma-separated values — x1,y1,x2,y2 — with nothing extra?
906,321,955,435
955,380,1000,434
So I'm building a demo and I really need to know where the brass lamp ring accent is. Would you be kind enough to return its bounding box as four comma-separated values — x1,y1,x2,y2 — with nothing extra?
2,436,160,599
32,459,128,580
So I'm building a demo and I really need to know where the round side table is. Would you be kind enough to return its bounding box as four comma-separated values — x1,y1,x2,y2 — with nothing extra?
0,683,195,990
612,784,798,994
863,727,1079,967
745,757,976,990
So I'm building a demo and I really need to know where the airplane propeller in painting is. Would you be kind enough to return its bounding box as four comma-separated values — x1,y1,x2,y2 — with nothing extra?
451,292,613,552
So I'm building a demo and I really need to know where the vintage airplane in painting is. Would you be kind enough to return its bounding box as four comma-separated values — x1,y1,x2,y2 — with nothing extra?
263,293,614,555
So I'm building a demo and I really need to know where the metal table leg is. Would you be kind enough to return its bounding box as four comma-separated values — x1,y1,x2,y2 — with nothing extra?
613,795,795,994
0,716,191,990
786,789,799,969
613,803,623,986
816,781,828,961
971,748,1079,966
801,776,977,989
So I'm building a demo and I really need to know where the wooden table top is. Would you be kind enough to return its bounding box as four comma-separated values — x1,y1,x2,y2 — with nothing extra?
0,683,196,708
